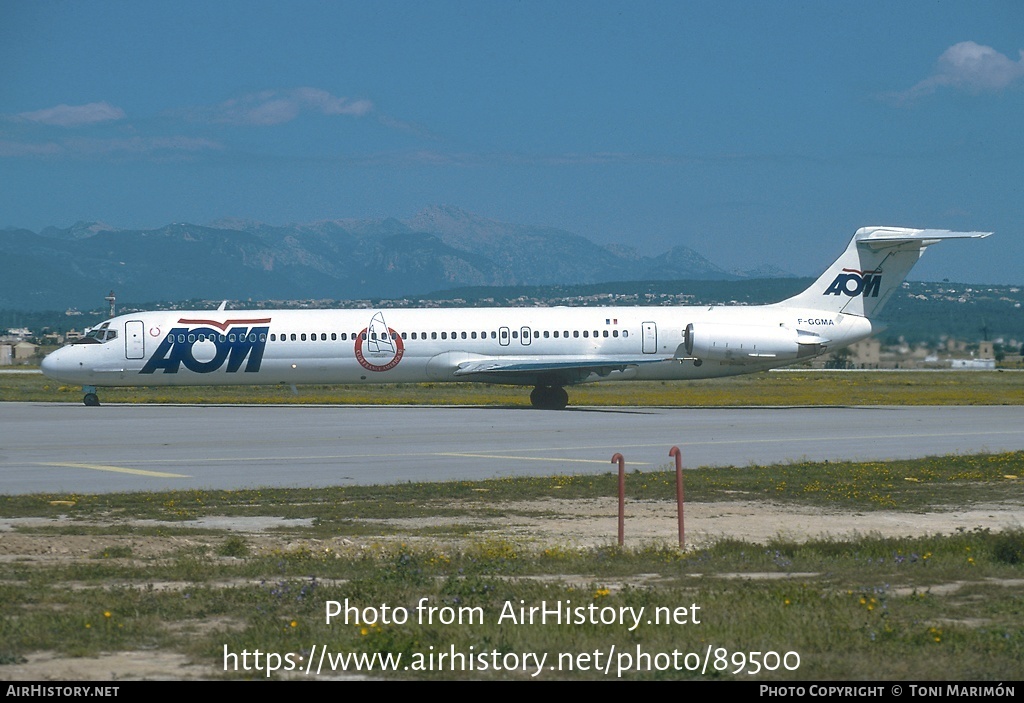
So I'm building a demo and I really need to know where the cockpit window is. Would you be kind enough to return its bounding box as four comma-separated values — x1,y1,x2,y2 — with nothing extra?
72,322,118,344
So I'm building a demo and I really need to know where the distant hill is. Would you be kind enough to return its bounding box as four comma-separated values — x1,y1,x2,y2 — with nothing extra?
0,206,768,310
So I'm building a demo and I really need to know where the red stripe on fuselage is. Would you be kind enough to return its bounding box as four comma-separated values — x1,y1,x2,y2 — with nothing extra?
177,318,272,331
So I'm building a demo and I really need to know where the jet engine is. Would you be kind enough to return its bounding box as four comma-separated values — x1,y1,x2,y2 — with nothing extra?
679,322,827,363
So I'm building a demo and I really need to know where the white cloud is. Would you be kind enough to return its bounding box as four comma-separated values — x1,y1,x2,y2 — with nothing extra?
201,88,373,125
15,102,126,127
888,41,1024,104
63,136,224,156
0,140,63,157
0,136,224,159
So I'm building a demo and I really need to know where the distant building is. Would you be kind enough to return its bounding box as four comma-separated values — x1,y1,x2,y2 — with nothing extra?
0,344,11,366
848,338,881,368
13,341,38,360
949,358,996,370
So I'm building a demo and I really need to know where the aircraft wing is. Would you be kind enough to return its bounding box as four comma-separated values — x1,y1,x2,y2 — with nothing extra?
451,355,673,386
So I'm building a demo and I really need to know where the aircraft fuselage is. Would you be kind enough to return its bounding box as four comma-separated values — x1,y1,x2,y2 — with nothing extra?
39,226,990,408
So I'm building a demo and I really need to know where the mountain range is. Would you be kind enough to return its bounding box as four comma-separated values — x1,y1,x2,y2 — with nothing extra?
1,205,792,310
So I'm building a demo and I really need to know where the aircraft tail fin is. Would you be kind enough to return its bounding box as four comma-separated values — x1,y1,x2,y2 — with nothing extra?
778,227,991,318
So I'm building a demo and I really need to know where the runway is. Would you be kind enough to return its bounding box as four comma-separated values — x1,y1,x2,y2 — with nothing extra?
2,402,1023,495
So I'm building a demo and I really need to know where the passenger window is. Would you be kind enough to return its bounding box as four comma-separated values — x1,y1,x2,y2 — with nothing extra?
301,333,306,341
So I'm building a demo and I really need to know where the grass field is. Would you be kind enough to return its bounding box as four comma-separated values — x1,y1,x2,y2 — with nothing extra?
3,368,1024,406
1,452,1022,681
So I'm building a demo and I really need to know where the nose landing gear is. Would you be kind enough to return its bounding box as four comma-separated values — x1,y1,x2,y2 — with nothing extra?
82,386,100,406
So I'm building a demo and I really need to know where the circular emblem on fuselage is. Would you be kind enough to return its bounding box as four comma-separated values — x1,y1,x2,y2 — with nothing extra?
354,317,404,373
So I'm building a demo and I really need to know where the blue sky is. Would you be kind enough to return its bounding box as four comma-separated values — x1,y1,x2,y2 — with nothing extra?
2,1,1022,283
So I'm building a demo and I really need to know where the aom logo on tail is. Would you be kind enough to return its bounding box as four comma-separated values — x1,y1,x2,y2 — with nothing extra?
141,318,271,374
824,268,882,298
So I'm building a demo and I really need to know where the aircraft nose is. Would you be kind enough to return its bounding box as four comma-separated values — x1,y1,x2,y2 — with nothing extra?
40,350,57,375
40,348,73,382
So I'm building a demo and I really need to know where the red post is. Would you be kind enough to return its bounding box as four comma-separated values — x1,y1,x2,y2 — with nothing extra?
611,453,625,546
669,446,685,549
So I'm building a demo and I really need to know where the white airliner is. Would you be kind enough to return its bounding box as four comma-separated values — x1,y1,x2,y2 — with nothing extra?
41,226,990,409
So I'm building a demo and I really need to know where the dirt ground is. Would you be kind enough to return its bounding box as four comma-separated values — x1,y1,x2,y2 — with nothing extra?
2,498,1022,681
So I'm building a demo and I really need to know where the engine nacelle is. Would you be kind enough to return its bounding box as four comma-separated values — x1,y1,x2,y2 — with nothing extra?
680,322,826,363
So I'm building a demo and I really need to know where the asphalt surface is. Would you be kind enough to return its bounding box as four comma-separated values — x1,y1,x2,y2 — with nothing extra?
2,402,1023,495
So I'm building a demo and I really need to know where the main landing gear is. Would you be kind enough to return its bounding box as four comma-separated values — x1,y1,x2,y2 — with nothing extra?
82,385,100,406
530,385,568,410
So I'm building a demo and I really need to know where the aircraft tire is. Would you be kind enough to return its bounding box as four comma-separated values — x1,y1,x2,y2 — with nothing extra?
553,386,569,410
530,385,568,410
529,386,545,409
83,393,100,407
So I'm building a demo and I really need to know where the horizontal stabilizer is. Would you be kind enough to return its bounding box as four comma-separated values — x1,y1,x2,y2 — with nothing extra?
855,227,992,249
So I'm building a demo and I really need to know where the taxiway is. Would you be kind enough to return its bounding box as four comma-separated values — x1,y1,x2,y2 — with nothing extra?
3,403,1023,495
